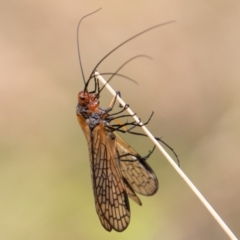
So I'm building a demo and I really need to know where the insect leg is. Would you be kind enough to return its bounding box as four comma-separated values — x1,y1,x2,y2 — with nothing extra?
101,91,127,116
108,91,121,109
117,92,124,108
88,75,100,94
110,112,154,131
119,129,180,167
118,145,156,162
110,111,180,166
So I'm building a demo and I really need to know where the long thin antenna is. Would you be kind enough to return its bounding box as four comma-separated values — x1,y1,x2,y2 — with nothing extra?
85,55,149,94
77,8,101,84
87,21,176,83
95,73,136,82
95,71,238,240
98,54,151,95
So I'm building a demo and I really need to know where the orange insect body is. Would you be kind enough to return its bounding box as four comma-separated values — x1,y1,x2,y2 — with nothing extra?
75,9,176,232
76,85,158,232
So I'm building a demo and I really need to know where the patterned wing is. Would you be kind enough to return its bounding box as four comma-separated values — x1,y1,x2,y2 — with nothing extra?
87,123,131,232
116,133,158,197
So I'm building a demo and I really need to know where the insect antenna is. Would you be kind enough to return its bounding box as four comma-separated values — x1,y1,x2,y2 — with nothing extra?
86,20,176,84
97,54,152,96
76,8,101,86
78,11,175,95
85,54,151,101
93,73,136,82
86,71,137,94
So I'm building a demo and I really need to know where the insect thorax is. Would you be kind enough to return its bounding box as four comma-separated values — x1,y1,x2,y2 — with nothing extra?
76,103,110,130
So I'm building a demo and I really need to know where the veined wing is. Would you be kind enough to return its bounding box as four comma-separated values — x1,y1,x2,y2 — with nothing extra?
116,133,158,197
77,114,130,232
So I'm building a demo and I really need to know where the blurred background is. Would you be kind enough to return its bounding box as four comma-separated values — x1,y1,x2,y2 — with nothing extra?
1,1,240,239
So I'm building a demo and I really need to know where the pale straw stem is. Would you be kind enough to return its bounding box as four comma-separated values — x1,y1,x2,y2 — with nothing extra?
95,71,238,240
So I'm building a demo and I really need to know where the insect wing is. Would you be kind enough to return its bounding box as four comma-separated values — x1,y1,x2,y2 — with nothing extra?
116,134,159,196
77,115,130,232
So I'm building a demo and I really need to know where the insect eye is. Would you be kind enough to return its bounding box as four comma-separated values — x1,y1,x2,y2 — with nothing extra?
79,94,86,101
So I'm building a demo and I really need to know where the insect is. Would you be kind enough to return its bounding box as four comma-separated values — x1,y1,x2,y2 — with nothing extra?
76,9,177,232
